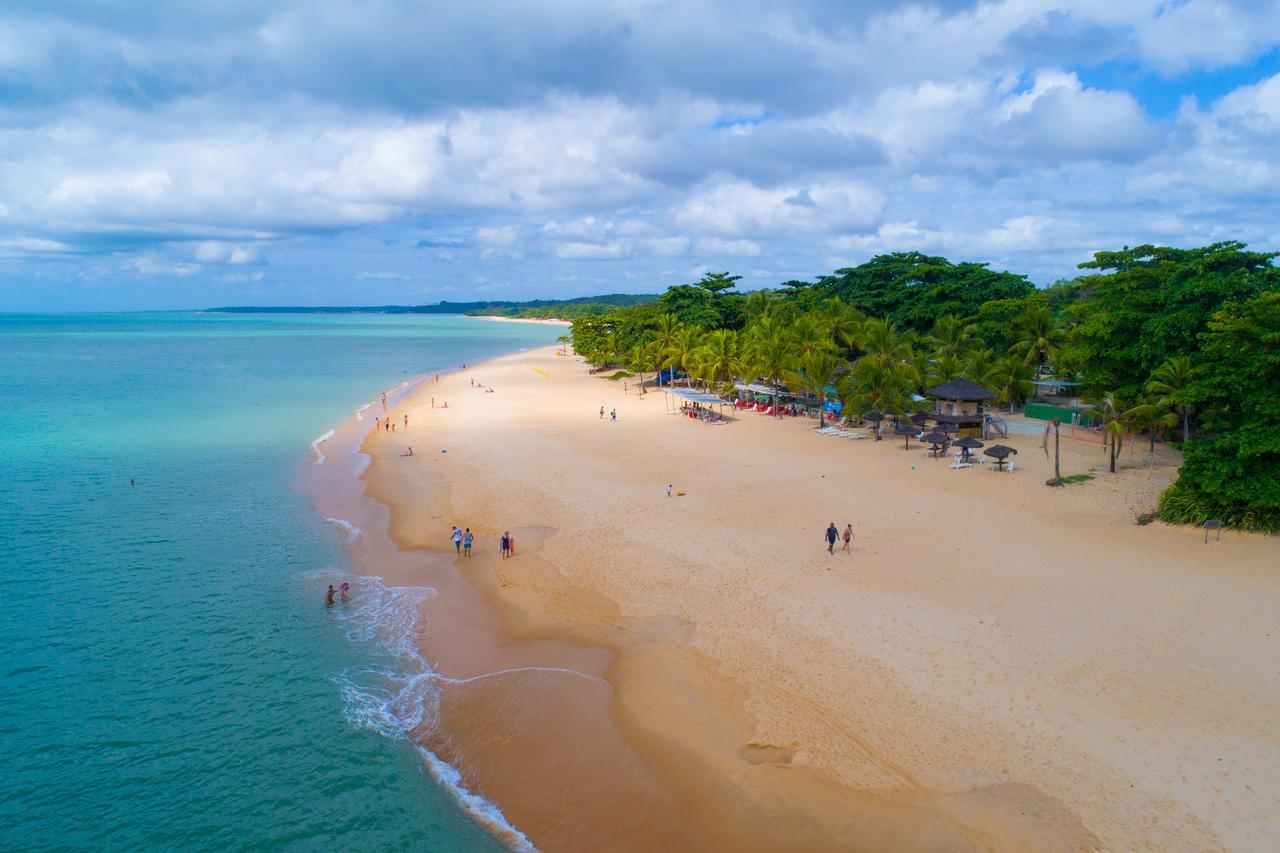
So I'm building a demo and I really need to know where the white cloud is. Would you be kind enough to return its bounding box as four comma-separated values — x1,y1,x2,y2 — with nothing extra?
676,180,882,236
696,237,762,257
553,240,632,259
128,255,201,277
193,241,262,264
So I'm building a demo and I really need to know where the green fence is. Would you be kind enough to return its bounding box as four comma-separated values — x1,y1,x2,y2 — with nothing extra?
1024,403,1097,427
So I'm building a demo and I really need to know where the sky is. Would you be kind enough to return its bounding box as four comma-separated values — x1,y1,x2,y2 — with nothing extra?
1,1,1279,310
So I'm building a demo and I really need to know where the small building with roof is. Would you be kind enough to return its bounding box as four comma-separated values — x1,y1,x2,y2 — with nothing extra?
925,377,998,438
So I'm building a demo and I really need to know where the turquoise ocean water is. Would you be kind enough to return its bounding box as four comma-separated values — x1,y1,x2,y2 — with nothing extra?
0,313,558,850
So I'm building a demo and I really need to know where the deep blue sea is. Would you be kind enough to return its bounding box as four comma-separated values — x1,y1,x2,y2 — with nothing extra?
0,313,558,851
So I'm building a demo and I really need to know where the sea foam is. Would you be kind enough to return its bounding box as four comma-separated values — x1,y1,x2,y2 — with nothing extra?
323,516,363,544
330,578,536,849
309,429,335,464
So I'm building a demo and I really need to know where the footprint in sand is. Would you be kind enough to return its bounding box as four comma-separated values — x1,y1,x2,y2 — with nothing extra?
740,742,796,766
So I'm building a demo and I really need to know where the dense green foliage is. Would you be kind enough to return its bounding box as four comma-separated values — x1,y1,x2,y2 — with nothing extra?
570,245,1280,533
1157,292,1280,532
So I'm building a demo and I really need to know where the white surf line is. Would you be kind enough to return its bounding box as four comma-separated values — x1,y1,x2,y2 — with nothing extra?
433,665,609,687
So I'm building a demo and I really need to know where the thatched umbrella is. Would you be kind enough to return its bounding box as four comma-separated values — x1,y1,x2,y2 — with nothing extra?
910,411,930,427
894,422,917,449
920,431,948,458
954,436,984,463
936,421,959,434
864,410,885,440
982,444,1018,471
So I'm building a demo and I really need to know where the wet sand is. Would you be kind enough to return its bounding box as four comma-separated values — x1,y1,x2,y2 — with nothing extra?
319,347,1280,851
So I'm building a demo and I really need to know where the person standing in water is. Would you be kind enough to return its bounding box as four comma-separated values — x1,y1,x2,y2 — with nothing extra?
825,522,839,555
339,581,350,601
325,585,336,606
842,524,854,552
463,528,474,557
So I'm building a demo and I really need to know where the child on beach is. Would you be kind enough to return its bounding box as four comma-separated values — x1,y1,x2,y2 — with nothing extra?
463,528,473,556
843,524,853,552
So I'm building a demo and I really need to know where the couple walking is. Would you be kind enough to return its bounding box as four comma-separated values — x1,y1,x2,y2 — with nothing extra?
451,526,473,556
825,522,854,554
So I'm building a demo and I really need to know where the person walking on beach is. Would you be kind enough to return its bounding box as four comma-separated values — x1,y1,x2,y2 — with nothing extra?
325,585,336,606
666,484,673,497
500,531,510,559
404,414,409,428
599,405,605,419
431,397,435,408
825,522,839,555
463,528,474,557
610,408,617,422
381,391,388,411
452,526,462,554
842,523,853,552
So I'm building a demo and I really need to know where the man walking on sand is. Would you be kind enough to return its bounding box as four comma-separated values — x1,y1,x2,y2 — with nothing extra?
610,408,617,422
825,522,839,554
463,528,473,557
843,523,854,552
600,405,604,419
452,526,462,554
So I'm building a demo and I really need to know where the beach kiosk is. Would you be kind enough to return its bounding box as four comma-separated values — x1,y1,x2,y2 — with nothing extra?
924,378,997,439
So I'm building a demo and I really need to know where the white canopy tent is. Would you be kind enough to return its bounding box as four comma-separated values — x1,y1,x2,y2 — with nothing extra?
663,387,733,421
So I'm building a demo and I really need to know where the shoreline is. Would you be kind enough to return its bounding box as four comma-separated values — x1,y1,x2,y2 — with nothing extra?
318,345,1279,851
467,315,572,326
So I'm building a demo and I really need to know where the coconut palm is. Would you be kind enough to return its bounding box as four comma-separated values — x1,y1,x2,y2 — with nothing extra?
1122,399,1179,467
989,354,1035,411
1083,391,1127,474
626,341,662,395
1008,306,1064,366
845,357,919,433
663,326,703,388
929,314,978,359
929,351,967,386
555,333,571,355
963,346,998,387
1145,355,1195,443
744,325,793,416
695,329,743,395
789,313,838,361
786,351,845,431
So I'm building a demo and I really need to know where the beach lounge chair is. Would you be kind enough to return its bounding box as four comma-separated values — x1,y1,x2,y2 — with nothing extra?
949,460,971,469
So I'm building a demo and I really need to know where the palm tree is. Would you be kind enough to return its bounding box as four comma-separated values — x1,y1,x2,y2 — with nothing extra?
990,355,1035,411
930,314,978,359
664,327,703,388
789,313,837,361
845,357,920,434
930,351,967,386
1083,391,1127,474
1008,306,1064,367
555,333,571,355
963,346,997,387
695,330,743,396
816,298,864,354
744,325,793,417
1145,355,1195,443
626,341,662,395
1122,400,1179,467
786,351,845,431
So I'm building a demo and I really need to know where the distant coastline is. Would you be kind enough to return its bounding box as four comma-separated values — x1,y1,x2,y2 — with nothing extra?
205,293,654,320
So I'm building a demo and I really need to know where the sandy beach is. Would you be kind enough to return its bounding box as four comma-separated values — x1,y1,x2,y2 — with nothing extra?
354,346,1279,851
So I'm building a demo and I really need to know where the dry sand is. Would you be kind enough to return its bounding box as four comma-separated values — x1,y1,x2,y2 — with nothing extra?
360,346,1280,851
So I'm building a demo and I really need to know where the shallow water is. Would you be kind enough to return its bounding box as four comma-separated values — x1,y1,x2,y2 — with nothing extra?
0,312,557,850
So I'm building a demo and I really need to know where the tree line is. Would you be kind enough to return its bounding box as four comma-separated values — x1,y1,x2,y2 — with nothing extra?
568,245,1280,534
